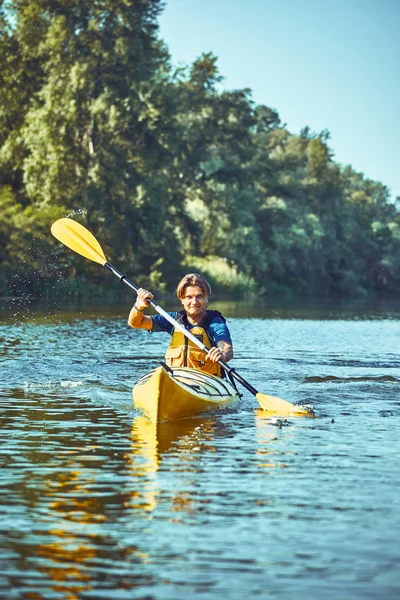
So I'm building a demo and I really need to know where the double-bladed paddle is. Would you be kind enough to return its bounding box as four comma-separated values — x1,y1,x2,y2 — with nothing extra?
51,217,310,416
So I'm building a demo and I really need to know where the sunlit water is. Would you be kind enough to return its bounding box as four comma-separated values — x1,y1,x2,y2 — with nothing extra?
1,300,400,599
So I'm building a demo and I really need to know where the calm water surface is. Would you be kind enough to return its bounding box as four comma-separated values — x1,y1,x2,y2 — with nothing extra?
1,300,400,599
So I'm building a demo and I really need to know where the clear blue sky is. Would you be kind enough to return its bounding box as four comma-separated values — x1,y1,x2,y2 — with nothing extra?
158,0,400,200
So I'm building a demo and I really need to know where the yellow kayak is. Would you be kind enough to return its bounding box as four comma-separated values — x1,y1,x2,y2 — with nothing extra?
132,364,240,422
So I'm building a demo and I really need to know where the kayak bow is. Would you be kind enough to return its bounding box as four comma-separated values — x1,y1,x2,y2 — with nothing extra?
132,364,240,422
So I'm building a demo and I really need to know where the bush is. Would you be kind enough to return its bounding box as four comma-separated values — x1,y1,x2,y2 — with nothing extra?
182,255,257,298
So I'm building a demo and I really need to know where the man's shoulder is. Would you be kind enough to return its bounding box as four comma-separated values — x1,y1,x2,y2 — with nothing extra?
205,310,231,344
206,309,226,324
151,311,178,332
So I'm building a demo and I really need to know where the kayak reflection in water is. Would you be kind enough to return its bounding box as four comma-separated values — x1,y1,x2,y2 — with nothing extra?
128,273,233,378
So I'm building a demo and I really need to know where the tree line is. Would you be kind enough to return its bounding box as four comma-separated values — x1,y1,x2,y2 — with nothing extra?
1,0,399,301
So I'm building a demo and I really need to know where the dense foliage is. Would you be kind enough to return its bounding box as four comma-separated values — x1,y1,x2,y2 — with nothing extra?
1,0,399,300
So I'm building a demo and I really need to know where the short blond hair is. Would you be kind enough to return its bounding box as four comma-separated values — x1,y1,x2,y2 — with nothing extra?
176,273,212,299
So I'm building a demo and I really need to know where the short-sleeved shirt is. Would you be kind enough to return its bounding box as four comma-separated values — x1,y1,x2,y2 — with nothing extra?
151,311,232,345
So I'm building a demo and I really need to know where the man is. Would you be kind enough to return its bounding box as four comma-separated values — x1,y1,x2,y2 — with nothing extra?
128,273,233,377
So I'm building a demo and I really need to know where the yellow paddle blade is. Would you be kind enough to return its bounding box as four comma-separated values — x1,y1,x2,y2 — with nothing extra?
51,218,107,266
256,392,309,416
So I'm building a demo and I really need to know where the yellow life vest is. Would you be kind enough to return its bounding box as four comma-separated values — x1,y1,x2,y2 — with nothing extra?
165,322,222,377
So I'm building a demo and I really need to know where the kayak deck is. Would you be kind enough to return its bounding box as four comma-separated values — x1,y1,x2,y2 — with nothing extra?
132,364,240,422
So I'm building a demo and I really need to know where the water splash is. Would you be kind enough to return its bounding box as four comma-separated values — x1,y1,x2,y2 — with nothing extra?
24,380,84,391
64,208,87,219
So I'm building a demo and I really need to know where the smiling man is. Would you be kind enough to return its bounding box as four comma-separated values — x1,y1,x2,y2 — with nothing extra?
128,273,233,377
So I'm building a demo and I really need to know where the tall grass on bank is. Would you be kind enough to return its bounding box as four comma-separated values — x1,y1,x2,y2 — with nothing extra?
2,255,258,304
182,255,257,298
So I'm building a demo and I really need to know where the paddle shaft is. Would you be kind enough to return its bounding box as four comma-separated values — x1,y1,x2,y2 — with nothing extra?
105,262,259,396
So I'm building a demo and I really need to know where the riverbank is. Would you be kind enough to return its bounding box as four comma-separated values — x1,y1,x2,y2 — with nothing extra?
2,294,399,323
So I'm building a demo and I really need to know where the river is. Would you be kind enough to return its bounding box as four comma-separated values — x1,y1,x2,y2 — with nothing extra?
1,298,399,599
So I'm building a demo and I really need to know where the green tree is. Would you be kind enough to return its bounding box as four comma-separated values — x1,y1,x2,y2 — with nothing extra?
1,1,399,300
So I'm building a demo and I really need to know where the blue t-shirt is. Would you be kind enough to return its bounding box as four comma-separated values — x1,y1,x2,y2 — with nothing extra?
151,311,232,345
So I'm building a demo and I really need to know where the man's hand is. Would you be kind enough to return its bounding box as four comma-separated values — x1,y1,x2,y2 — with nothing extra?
205,341,233,363
206,347,224,363
135,288,154,311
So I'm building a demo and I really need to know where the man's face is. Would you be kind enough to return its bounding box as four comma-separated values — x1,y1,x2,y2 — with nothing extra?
181,285,208,318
